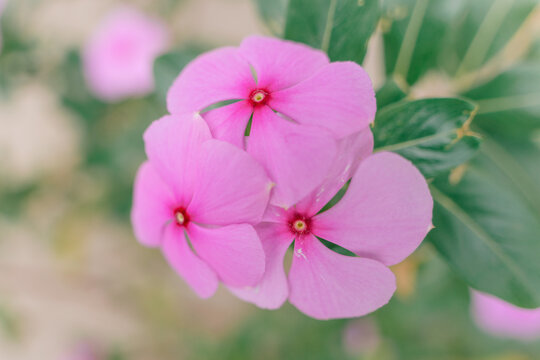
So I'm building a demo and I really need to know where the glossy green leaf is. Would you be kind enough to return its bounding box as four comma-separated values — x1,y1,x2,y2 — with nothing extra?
254,0,289,36
153,49,201,105
428,149,540,308
373,98,481,177
464,63,540,139
375,79,407,108
382,0,537,85
284,0,379,64
526,39,540,61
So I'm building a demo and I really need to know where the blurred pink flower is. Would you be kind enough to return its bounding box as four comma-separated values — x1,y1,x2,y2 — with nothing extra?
472,291,540,341
231,130,433,319
83,7,169,102
62,343,100,360
343,317,381,356
167,35,376,207
131,113,272,298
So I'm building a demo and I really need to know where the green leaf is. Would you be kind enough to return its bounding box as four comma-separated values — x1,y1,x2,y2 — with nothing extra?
153,49,201,106
284,0,379,64
59,50,107,125
253,0,289,36
373,98,481,177
382,0,537,85
428,150,540,308
526,39,540,61
463,63,540,139
0,302,20,340
375,79,408,108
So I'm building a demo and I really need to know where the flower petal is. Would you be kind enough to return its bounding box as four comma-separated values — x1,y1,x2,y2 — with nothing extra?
261,204,290,223
270,62,376,138
472,291,540,340
239,35,329,91
188,139,272,225
188,223,265,287
167,47,255,113
288,236,396,320
131,162,175,247
296,128,374,215
247,106,337,208
314,152,433,266
143,113,211,205
228,222,293,309
162,224,218,298
202,100,253,149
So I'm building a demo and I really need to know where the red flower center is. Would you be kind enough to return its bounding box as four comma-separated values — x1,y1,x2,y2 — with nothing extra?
289,213,311,235
173,207,190,227
249,89,270,106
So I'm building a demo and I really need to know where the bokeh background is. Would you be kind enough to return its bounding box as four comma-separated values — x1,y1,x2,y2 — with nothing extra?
1,0,540,359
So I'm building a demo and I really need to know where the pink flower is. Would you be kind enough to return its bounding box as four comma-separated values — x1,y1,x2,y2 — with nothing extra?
472,291,540,340
63,343,100,360
343,317,381,356
83,7,169,102
167,35,376,207
131,113,273,298
230,132,433,319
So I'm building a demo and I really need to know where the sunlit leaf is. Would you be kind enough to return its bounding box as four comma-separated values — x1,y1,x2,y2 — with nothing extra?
373,98,481,177
381,0,537,85
284,0,379,64
428,150,540,308
464,63,540,138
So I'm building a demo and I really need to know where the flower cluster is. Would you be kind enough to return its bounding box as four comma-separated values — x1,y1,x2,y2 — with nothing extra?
131,36,433,319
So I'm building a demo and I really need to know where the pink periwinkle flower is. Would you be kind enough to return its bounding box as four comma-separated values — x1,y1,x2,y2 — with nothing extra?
83,7,169,102
63,343,100,360
167,35,376,207
343,317,381,356
230,131,433,319
472,291,540,341
131,113,273,298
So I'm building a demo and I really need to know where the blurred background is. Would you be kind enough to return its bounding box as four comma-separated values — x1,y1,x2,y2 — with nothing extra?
1,0,540,359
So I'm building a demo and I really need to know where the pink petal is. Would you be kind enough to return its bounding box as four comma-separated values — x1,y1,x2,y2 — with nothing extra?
239,35,329,91
188,223,265,287
162,223,218,298
131,162,175,247
202,100,253,149
167,47,255,113
228,222,293,309
247,106,337,208
296,128,374,215
261,204,290,223
270,62,376,138
472,291,540,340
143,113,211,205
188,139,272,226
314,152,433,266
288,235,396,320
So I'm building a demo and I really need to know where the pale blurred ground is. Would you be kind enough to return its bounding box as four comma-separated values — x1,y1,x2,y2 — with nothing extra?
0,1,267,359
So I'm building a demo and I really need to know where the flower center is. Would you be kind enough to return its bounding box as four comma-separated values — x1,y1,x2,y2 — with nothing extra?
293,219,307,232
289,214,311,235
249,89,269,106
173,207,189,227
